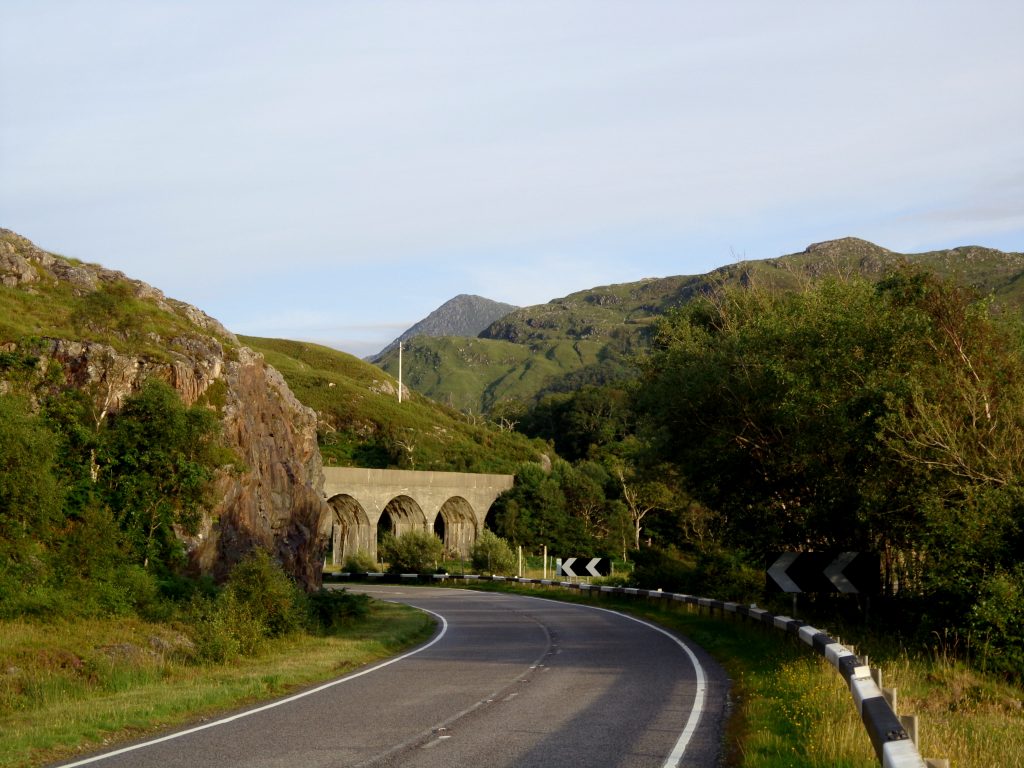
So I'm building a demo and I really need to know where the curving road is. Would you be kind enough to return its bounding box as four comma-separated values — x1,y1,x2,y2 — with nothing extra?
55,587,729,768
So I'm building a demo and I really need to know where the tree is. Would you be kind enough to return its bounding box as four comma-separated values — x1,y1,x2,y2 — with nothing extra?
616,466,676,550
561,461,610,541
98,379,224,570
489,461,593,554
878,272,1024,488
873,273,1024,611
634,277,917,556
380,530,445,573
471,530,516,575
633,270,1024,658
520,386,633,462
0,394,62,574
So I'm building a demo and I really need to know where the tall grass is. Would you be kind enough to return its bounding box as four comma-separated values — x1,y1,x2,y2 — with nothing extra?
0,603,434,768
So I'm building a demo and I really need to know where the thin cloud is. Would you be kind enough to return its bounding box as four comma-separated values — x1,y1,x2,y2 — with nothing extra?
2,2,1022,356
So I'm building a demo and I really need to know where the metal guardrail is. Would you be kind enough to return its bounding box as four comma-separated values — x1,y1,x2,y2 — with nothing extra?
329,571,944,767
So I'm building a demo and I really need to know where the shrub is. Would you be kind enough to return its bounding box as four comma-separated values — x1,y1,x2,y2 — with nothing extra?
471,530,516,575
970,566,1024,681
342,550,378,573
307,588,371,633
628,546,763,603
628,547,693,593
691,548,764,603
183,551,308,663
380,530,444,574
186,590,264,662
223,549,308,638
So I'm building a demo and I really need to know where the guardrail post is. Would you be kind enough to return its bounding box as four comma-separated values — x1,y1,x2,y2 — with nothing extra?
883,687,897,713
900,715,918,747
870,668,900,729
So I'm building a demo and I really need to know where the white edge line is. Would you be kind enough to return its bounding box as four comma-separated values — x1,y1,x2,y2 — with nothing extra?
55,608,449,767
510,593,707,768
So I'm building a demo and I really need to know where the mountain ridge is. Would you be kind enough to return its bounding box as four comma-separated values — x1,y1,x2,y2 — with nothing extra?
374,237,1024,412
372,293,517,360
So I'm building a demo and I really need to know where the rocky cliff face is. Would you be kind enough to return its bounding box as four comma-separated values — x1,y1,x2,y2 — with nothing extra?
0,230,330,589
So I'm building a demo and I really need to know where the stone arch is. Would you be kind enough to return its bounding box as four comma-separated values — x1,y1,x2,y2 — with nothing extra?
378,495,427,540
437,496,478,558
328,494,372,567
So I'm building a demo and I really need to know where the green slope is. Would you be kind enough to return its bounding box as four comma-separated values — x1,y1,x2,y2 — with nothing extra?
0,230,237,362
239,336,549,473
375,238,1024,413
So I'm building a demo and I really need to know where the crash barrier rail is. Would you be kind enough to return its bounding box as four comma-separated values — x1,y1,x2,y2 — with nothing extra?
329,571,948,767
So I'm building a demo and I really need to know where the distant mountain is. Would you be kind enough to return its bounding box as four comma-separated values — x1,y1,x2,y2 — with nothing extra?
375,238,1024,413
372,294,517,360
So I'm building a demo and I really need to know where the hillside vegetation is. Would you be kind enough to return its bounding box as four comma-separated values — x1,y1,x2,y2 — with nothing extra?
0,231,237,361
376,238,1024,413
3,228,1022,765
239,335,548,473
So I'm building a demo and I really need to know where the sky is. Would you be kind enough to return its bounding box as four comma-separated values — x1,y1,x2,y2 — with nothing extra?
2,2,1023,358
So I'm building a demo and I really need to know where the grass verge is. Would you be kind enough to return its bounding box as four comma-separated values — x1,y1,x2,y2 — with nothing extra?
0,601,435,768
458,582,1024,768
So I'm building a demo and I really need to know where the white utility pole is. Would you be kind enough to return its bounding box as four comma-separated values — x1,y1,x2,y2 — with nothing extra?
398,341,403,403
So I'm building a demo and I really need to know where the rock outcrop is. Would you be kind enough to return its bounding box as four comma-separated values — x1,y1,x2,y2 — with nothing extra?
0,229,331,589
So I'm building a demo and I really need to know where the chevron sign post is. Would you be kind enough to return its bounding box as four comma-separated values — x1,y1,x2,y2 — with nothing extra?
766,552,880,594
559,557,610,578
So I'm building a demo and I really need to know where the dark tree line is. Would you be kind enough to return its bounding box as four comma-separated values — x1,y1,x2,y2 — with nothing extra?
497,271,1024,677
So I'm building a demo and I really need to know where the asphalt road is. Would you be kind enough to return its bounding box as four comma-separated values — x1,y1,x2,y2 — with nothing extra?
55,587,729,768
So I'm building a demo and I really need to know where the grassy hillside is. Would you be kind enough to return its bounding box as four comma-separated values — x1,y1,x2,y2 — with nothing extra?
375,238,1024,413
0,230,237,361
378,335,622,414
239,336,549,473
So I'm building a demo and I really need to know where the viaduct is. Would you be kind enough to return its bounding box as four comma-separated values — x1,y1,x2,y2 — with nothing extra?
321,467,515,564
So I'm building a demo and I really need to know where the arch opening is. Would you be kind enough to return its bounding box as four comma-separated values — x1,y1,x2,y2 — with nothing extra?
328,495,372,567
437,496,477,558
378,495,427,541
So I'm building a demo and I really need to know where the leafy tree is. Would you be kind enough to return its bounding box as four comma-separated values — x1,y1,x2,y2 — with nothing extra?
380,529,445,573
520,385,633,461
560,460,610,541
634,271,1024,661
0,394,62,546
0,394,62,596
615,464,678,550
41,388,103,515
97,379,224,570
878,272,1024,488
489,461,593,554
471,530,516,575
873,273,1024,617
634,278,918,556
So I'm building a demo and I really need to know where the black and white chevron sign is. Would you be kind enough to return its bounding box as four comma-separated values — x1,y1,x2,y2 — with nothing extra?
766,552,880,594
559,557,610,578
